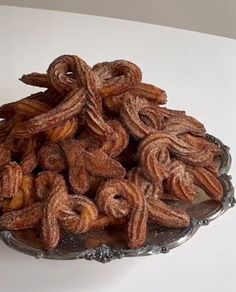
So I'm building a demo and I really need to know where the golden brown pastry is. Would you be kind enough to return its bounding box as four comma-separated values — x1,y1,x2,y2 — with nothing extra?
0,54,224,251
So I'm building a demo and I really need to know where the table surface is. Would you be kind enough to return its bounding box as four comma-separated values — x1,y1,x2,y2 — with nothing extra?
0,5,235,292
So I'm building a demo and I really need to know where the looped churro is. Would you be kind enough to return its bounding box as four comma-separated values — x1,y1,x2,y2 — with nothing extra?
128,167,162,199
138,132,214,185
179,133,221,175
35,171,62,199
120,95,162,139
96,179,148,248
165,160,197,201
11,88,86,138
60,195,98,234
47,55,113,140
47,55,81,94
128,168,191,227
93,60,142,97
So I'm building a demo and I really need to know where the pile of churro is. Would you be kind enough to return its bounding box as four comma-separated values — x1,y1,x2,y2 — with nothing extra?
0,55,223,250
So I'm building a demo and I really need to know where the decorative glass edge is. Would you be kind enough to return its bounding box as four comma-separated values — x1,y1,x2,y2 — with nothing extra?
0,134,234,263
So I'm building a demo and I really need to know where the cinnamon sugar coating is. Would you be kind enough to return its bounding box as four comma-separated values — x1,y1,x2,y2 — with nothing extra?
0,54,224,250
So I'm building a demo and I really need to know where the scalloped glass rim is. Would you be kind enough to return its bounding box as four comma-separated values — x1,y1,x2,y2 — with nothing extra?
0,134,235,263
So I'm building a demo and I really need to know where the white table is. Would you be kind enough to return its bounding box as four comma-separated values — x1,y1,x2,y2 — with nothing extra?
0,5,235,292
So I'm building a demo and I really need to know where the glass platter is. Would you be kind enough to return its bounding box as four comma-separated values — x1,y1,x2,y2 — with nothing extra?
0,134,234,263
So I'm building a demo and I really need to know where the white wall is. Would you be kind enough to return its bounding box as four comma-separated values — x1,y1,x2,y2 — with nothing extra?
0,0,235,39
